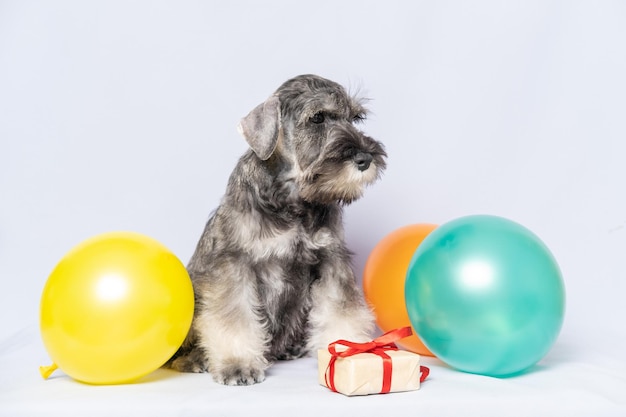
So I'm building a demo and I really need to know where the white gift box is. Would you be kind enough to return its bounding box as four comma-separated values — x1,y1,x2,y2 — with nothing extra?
318,348,425,396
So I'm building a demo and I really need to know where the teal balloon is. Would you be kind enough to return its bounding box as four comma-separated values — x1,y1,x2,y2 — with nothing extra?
405,215,565,377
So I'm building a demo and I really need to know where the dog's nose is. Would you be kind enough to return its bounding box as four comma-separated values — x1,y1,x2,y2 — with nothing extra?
354,152,373,171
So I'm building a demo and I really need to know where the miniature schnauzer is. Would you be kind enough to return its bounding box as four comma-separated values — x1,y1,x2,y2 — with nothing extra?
169,74,387,385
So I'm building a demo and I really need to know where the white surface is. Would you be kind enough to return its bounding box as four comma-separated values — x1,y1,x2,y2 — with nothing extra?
1,1,625,416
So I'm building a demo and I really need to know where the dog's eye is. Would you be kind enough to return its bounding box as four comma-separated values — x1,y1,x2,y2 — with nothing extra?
352,113,366,123
310,112,325,124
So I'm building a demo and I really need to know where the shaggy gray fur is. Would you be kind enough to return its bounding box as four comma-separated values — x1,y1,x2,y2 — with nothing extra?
169,74,386,385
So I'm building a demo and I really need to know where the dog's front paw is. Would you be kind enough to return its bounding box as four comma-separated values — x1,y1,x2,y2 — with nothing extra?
212,364,266,386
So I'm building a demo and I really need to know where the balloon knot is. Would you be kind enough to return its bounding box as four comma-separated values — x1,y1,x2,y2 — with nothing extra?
40,363,59,380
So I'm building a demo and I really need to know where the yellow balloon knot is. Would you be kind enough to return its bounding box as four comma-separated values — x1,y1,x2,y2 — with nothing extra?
40,363,59,380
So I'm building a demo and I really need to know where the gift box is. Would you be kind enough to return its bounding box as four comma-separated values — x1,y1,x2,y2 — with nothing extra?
318,327,429,396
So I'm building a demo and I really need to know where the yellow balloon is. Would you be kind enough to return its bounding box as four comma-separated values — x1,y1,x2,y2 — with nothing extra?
40,232,194,385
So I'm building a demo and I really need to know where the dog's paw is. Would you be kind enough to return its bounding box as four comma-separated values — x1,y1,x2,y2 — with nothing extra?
212,364,266,386
169,351,209,373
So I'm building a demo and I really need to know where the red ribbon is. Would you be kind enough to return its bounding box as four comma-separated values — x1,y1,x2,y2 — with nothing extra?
325,326,430,394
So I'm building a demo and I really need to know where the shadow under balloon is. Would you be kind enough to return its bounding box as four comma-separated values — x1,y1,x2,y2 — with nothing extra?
419,341,572,379
134,367,184,384
46,367,187,386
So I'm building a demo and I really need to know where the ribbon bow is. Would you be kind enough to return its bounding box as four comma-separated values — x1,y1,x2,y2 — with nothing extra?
325,326,430,394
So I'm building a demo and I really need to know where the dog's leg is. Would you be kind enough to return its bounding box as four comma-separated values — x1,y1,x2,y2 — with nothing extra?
306,250,375,352
182,260,271,385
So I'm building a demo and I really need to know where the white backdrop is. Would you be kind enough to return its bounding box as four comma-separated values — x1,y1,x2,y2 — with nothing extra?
1,1,625,415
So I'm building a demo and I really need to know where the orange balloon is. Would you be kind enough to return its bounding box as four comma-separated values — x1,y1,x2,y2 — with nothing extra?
363,224,438,356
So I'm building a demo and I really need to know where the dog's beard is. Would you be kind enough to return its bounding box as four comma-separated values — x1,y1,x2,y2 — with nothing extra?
299,159,383,205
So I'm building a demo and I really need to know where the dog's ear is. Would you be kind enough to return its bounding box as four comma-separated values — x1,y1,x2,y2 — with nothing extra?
237,95,281,160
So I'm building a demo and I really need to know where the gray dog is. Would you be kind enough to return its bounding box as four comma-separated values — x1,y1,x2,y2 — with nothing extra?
169,74,387,385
